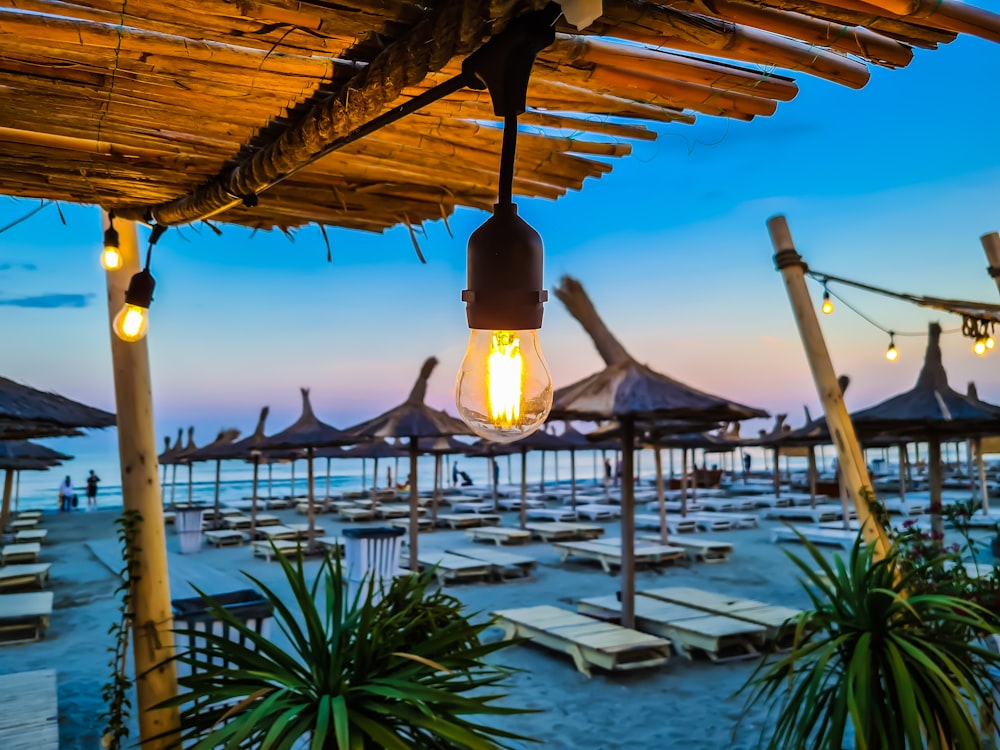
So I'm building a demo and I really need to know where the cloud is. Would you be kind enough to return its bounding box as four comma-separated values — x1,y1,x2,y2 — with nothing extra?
0,293,93,308
0,262,37,272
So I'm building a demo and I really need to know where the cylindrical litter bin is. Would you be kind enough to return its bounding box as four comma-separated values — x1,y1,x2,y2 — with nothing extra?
174,505,205,554
172,589,273,676
342,526,405,603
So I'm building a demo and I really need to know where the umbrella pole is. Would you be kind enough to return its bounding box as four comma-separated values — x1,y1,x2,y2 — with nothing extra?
929,437,944,544
394,457,400,490
362,458,366,492
819,444,826,473
554,450,560,490
161,462,167,504
267,463,273,499
250,455,260,539
408,438,419,572
570,450,577,507
170,464,177,506
0,470,13,543
977,438,990,516
680,448,688,518
966,440,975,499
306,448,316,554
669,449,675,484
371,458,379,513
507,454,512,485
808,446,817,509
520,449,528,530
187,463,193,504
14,470,20,513
213,460,222,530
433,453,441,525
326,457,331,501
839,465,851,531
620,416,637,630
899,443,907,502
602,450,609,500
290,460,296,500
593,450,597,485
655,447,667,545
636,449,641,485
539,451,545,492
491,456,499,511
772,447,780,498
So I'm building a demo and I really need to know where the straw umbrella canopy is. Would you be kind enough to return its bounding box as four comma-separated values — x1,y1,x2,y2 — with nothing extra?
345,357,472,571
850,323,1000,538
255,389,357,552
549,276,767,628
0,375,115,439
0,440,70,532
183,428,241,528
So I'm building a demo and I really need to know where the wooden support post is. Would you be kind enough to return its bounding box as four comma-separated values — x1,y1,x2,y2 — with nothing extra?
432,453,442,523
408,438,419,571
491,456,499,510
899,444,907,502
250,455,260,538
976,438,990,515
680,448,689,517
983,232,1000,295
928,438,944,541
570,450,577,506
619,416,636,630
0,469,13,538
102,211,179,746
767,215,891,559
807,446,817,508
519,449,528,530
213,459,222,530
655,447,668,545
306,448,316,554
772,447,781,497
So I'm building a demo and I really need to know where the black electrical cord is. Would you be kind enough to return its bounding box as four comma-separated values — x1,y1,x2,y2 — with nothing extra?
497,112,519,206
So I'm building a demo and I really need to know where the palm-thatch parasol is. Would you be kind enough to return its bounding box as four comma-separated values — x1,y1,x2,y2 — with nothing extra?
549,276,768,628
256,389,357,551
0,440,71,532
184,428,241,528
345,357,472,570
0,375,115,439
850,322,1000,537
157,428,185,505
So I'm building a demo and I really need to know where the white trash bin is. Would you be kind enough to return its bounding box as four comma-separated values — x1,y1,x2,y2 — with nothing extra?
174,506,205,554
342,526,405,603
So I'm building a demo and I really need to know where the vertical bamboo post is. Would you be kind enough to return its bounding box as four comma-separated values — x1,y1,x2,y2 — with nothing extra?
13,471,19,512
655,447,668,545
0,469,13,539
490,456,499,510
290,460,296,500
267,463,272,498
976,439,990,515
767,215,891,558
807,446,817,508
408,437,419,571
306,448,316,554
519,449,528,530
540,451,546,491
325,457,331,500
983,232,1000,294
433,453,442,522
213,459,222,530
619,416,636,629
928,438,944,541
570,450,577,506
102,211,179,746
899,444,907,501
680,448,688,517
772,447,781,497
250,454,260,537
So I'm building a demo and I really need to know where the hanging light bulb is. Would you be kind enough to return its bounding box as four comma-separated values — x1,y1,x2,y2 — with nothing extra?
821,286,834,315
101,219,122,271
987,336,996,351
885,332,898,362
112,268,154,342
973,338,988,357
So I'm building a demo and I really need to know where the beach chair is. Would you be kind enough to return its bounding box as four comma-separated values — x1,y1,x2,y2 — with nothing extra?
252,514,281,527
450,500,498,514
525,507,578,522
636,534,734,563
250,539,304,562
436,513,501,529
694,497,738,512
203,529,246,547
677,513,733,532
339,507,376,522
882,497,928,515
13,529,48,545
552,540,685,574
577,595,765,662
634,514,698,534
401,551,491,586
495,497,545,511
639,587,800,646
7,518,38,532
376,503,417,519
0,669,59,748
0,591,54,644
0,543,41,565
447,546,536,579
222,515,253,530
690,511,759,529
492,604,671,677
764,505,847,524
525,522,602,542
316,536,343,555
286,523,325,538
295,501,332,515
15,511,42,520
573,504,619,521
0,563,51,591
770,525,857,550
465,526,531,546
253,525,300,542
727,493,792,509
387,517,435,533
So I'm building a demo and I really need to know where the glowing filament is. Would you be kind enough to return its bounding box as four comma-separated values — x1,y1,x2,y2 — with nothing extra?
487,331,523,427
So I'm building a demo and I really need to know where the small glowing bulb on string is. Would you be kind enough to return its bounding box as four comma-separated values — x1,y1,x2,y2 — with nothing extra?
101,223,122,271
987,336,996,351
821,289,833,315
974,338,988,357
885,333,898,362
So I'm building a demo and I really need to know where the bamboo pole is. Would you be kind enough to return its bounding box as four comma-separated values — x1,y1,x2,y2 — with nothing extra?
620,416,637,629
432,453,441,524
213,459,222,530
520,449,528,530
325,457,331,500
977,438,991,515
491,456,499,511
102,211,179,747
408,438,419,572
570,450,577,506
983,232,1000,295
899,444,907,501
267,463,272,499
655,447,668,545
767,215,891,558
772,446,781,497
0,470,13,541
250,455,260,539
808,446,817,508
290,459,296,500
680,448,689,517
306,448,316,554
929,438,944,541
14,471,19,513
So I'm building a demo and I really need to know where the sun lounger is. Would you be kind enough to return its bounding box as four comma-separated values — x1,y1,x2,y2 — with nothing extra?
677,513,732,532
296,501,333,515
525,522,603,542
284,523,324,538
526,507,578,522
552,540,685,574
253,525,300,542
16,511,42,519
693,497,739,512
375,503,419,519
7,518,38,531
492,604,671,677
316,536,343,555
573,504,619,521
882,497,928,515
339,507,376,522
203,530,246,547
401,551,491,586
651,500,703,513
162,511,176,524
771,525,858,550
494,497,545,511
690,511,759,529
636,534,734,563
0,591,54,644
251,539,304,561
13,529,48,545
0,563,51,591
450,500,498,514
436,513,501,529
447,546,536,579
0,543,41,565
0,669,59,748
387,516,435,533
765,504,848,524
639,587,800,645
634,514,698,534
222,515,252,530
727,493,793,509
465,526,532,546
577,594,764,662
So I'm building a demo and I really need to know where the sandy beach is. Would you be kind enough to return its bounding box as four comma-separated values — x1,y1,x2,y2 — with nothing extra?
0,500,993,749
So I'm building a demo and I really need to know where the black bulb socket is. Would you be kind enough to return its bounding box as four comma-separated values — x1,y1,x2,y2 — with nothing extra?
104,225,120,251
462,203,546,331
124,269,155,309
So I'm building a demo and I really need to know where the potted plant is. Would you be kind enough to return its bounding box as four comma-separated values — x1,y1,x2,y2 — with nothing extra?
738,530,1000,749
154,552,533,748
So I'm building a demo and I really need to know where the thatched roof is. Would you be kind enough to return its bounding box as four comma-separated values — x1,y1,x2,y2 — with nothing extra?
342,439,406,460
2,1,998,232
256,388,356,450
184,428,241,462
550,276,768,422
0,375,115,439
194,407,270,460
0,440,71,470
346,357,471,439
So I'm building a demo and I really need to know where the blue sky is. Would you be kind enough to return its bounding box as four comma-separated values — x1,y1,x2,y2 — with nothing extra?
2,30,999,469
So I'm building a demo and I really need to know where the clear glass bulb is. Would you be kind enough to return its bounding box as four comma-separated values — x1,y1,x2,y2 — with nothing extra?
885,344,898,362
987,336,996,351
821,295,834,315
456,329,552,443
974,338,987,357
113,303,149,342
100,247,122,271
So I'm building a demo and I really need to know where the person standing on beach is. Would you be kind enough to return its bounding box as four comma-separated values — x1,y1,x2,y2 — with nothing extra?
58,475,74,512
86,470,100,509
452,461,459,487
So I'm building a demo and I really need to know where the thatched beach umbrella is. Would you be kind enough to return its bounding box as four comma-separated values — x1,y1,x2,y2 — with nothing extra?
549,276,768,627
345,357,472,570
0,440,70,532
184,428,241,528
851,323,1000,539
256,389,356,552
0,375,115,439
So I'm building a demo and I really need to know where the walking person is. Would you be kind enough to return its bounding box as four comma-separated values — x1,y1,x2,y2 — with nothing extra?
86,470,101,509
452,461,459,487
58,475,74,512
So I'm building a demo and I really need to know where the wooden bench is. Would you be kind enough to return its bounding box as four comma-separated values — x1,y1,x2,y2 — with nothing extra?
7,519,38,531
552,540,685,574
222,515,252,530
492,604,671,677
0,563,51,591
447,546,536,579
401,552,492,586
14,529,48,545
0,543,41,565
525,522,604,542
0,669,59,748
203,530,246,547
0,591,54,644
578,595,765,662
436,514,501,529
465,526,531,546
637,534,734,562
251,539,304,561
15,511,42,520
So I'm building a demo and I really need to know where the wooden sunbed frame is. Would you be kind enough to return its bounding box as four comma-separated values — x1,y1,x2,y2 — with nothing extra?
0,591,54,644
447,546,536,579
525,522,604,542
577,595,764,662
0,543,41,565
402,552,492,586
882,498,928,515
286,523,324,538
495,497,545,511
690,511,759,529
436,513,501,529
339,507,376,522
465,526,531,546
222,515,253,530
552,540,685,574
252,525,300,542
387,517,435,532
0,563,51,590
492,604,671,677
636,534,734,563
725,493,792,509
203,529,246,547
8,519,38,531
376,503,418,519
450,500,498,514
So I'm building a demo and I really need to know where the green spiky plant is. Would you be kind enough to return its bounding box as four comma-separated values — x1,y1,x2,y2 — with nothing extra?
154,551,533,749
738,531,1000,750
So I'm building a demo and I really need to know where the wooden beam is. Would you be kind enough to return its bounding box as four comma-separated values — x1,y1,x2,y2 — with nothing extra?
982,231,1000,297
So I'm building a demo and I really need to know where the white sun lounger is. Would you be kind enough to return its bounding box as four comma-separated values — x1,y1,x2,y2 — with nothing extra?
649,500,704,513
401,551,492,586
436,513,501,529
13,529,48,545
636,534,734,563
377,503,421,519
552,540,685,574
447,546,536,579
0,669,59,748
316,536,343,555
634,514,698,534
203,529,246,547
727,493,793,509
465,526,532,546
639,587,800,645
576,595,764,662
253,525,300,542
0,563,51,590
295,501,333,515
526,507,579,522
15,511,42,520
882,497,928,515
692,497,739,512
492,604,671,677
7,518,38,531
495,497,546,511
574,504,619,521
676,514,732,532
771,525,858,550
387,517,435,532
251,539,305,561
765,505,848,524
451,500,498,514
339,507,376,522
284,523,324,538
525,522,604,542
0,591,54,644
690,511,759,529
0,544,41,565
